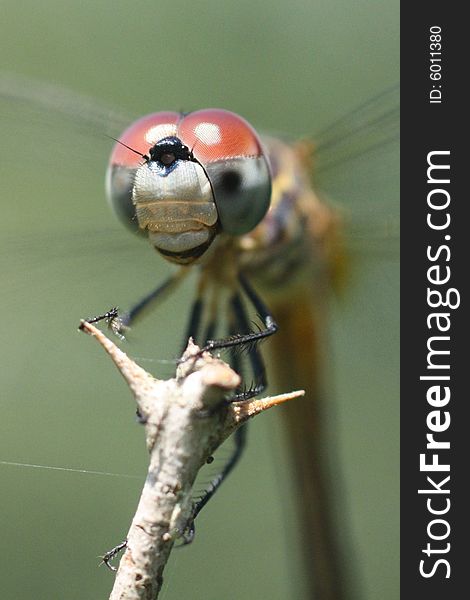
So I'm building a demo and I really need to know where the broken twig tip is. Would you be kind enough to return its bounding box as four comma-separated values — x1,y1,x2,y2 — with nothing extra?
78,319,94,334
233,389,305,422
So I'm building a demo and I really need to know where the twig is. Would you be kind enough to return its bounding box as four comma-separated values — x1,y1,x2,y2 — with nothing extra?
79,320,304,600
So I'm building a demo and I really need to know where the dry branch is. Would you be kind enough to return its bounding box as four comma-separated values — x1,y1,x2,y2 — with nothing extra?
79,320,304,600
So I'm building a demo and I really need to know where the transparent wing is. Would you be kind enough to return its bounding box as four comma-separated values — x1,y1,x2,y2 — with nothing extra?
0,73,133,138
314,84,399,172
313,84,399,258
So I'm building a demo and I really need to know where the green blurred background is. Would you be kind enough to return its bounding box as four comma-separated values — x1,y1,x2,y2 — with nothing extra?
0,1,399,599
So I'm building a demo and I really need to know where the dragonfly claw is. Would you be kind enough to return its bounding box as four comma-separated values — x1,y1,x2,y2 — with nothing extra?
179,518,196,546
100,539,127,571
79,307,129,340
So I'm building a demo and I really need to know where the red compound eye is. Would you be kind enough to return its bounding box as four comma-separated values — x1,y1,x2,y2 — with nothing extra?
109,111,181,167
178,110,271,235
178,108,264,163
106,108,271,240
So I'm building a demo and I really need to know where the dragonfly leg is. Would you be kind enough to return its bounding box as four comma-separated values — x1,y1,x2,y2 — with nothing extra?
100,539,127,571
229,291,267,401
181,290,217,352
181,298,255,543
182,283,272,542
202,273,278,354
201,317,217,349
180,276,276,544
182,420,248,546
180,269,218,352
113,269,188,334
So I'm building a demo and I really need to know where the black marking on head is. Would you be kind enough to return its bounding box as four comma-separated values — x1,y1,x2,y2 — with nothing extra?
148,136,194,166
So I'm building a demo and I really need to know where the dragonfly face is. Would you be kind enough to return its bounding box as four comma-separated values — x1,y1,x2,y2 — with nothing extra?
106,109,271,265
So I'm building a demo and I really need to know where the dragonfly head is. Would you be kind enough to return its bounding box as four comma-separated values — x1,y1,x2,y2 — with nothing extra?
106,109,271,264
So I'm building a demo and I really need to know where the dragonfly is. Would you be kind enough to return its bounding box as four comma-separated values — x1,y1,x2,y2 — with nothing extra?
0,75,399,600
